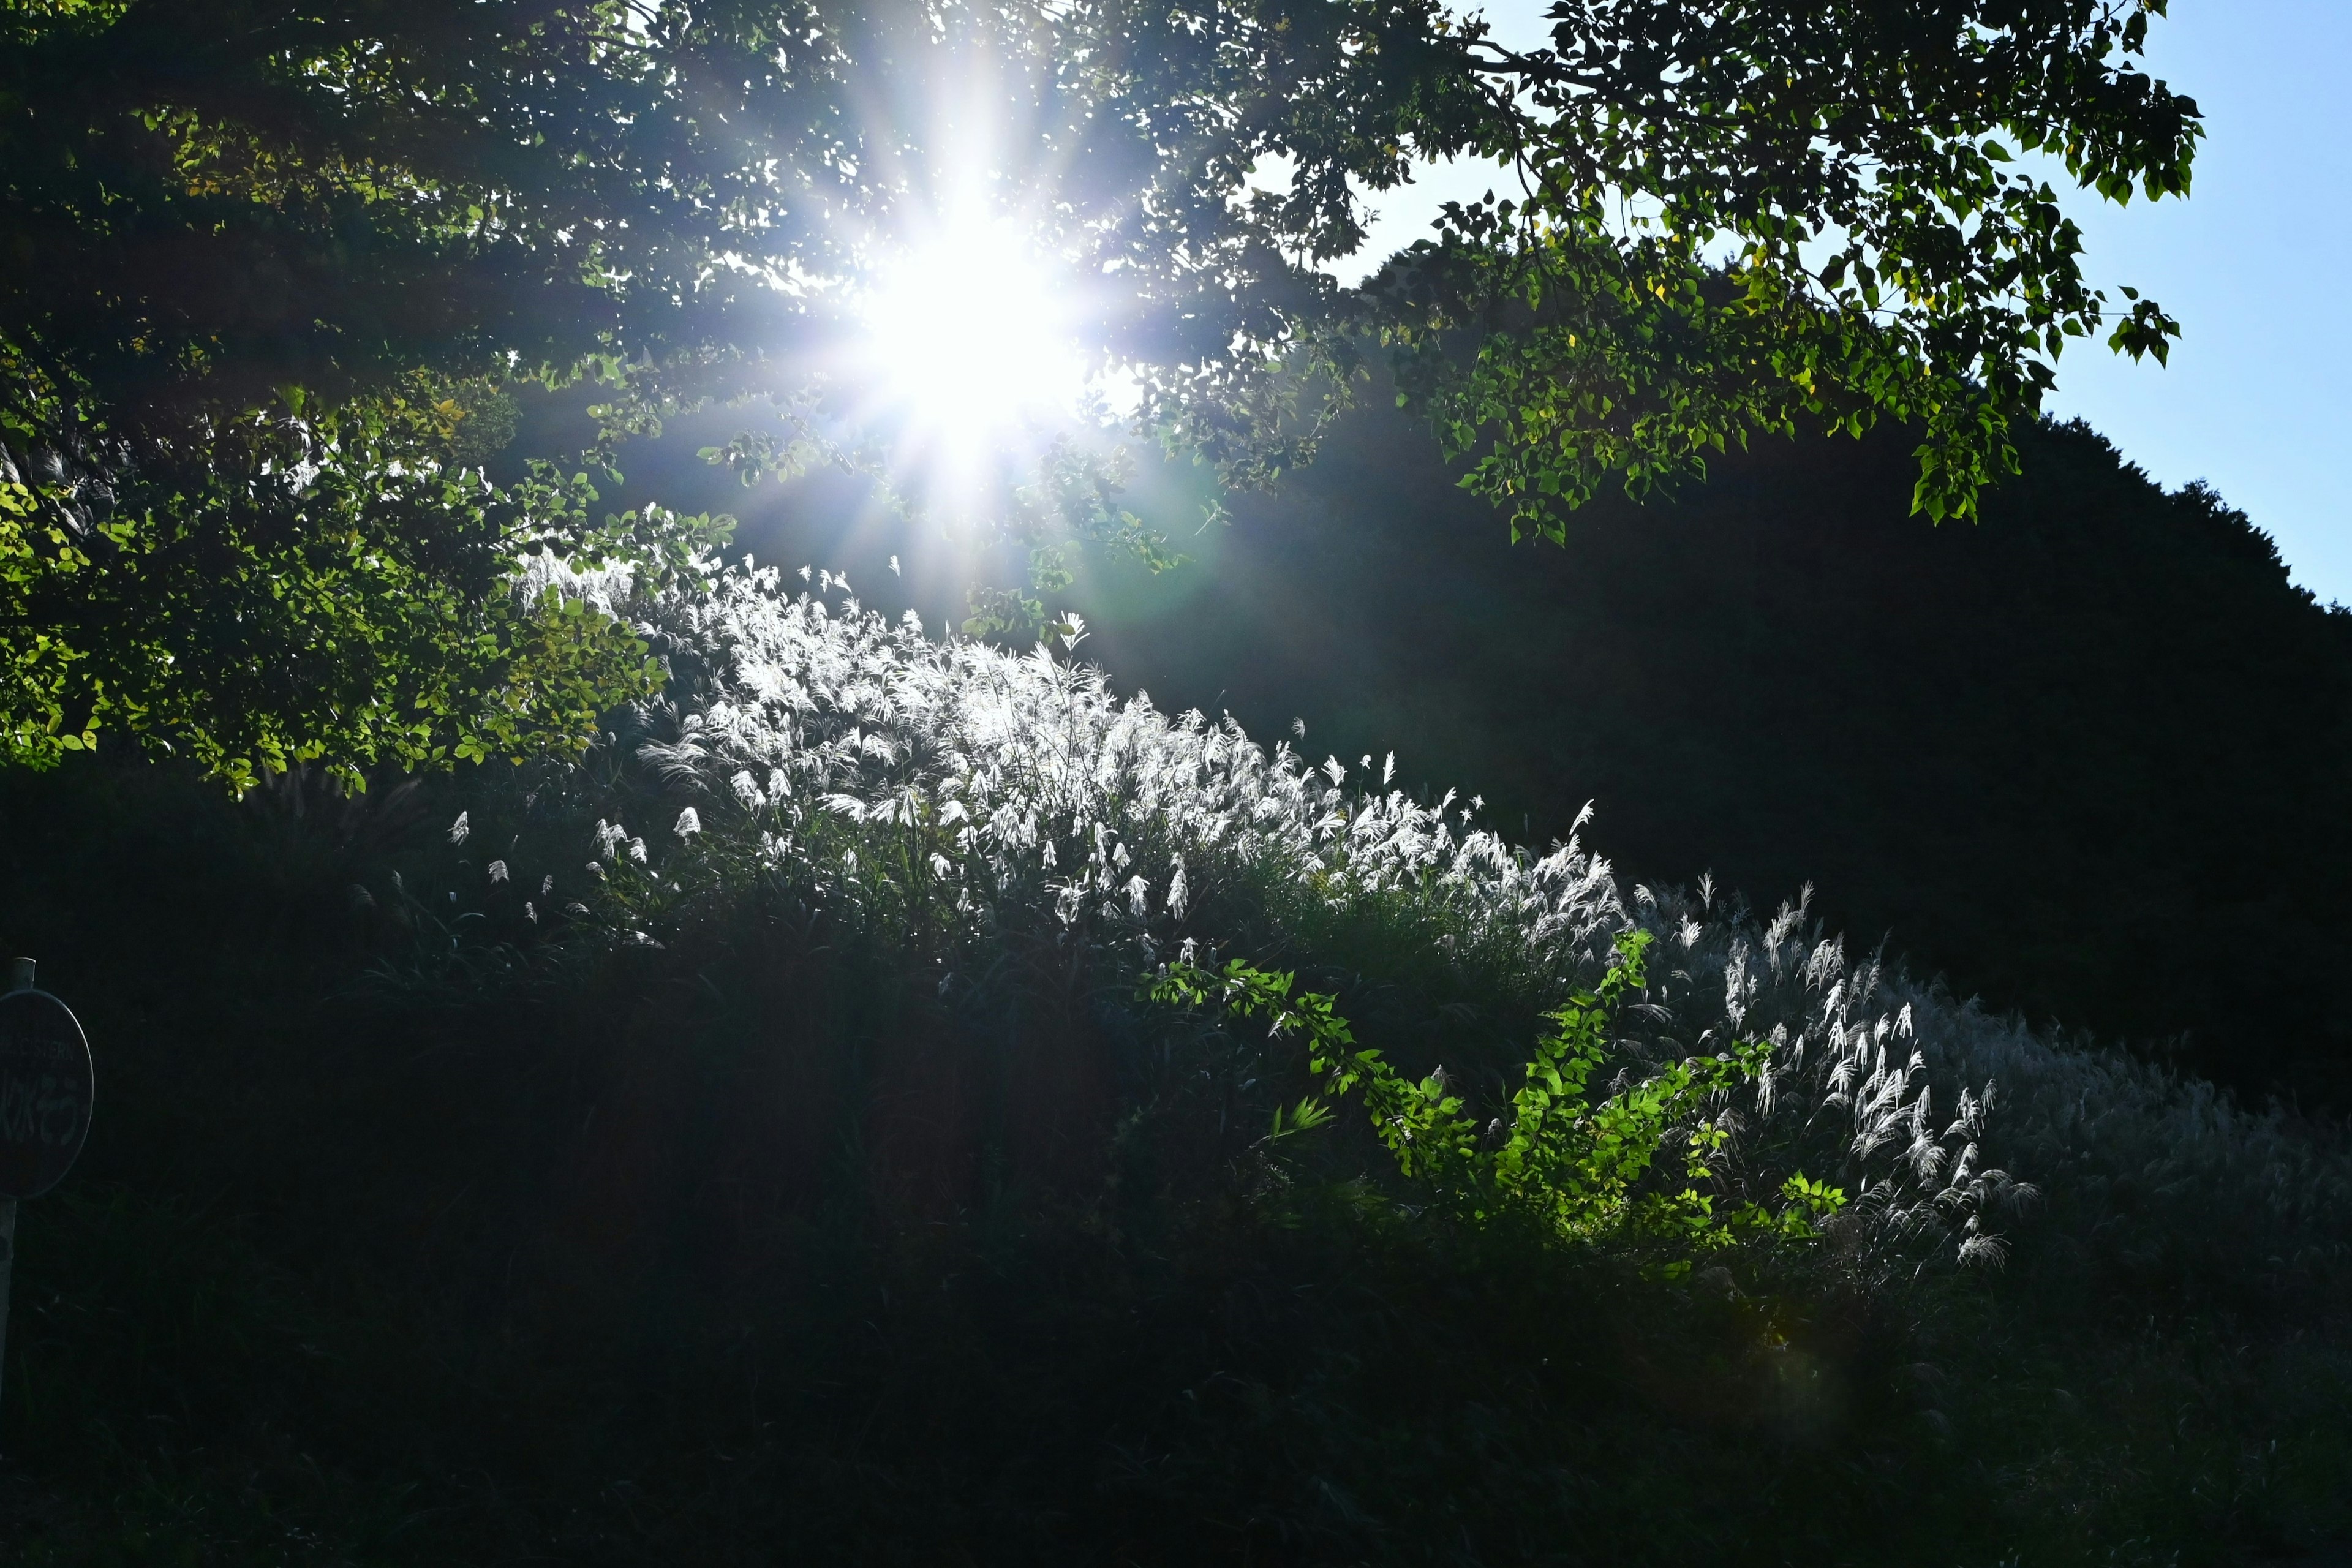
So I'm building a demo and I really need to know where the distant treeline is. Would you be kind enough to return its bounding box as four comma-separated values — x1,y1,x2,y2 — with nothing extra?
598,401,2352,1107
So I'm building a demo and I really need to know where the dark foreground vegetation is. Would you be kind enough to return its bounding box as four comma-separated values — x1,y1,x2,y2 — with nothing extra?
1,551,2348,1563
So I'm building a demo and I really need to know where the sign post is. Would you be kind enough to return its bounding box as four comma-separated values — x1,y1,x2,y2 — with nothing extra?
0,959,93,1415
0,1193,12,1412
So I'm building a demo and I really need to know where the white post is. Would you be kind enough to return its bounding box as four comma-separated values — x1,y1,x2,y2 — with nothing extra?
0,1194,13,1416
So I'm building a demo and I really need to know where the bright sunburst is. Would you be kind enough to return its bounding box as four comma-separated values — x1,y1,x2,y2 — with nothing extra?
853,206,1104,496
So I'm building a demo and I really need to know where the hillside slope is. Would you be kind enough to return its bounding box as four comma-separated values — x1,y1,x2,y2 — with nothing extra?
1,582,2347,1563
1077,413,2352,1100
614,404,2352,1101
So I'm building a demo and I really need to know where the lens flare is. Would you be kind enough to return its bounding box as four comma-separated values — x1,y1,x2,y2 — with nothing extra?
854,208,1098,492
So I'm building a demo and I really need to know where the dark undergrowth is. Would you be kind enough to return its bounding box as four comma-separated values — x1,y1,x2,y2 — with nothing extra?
0,756,2347,1566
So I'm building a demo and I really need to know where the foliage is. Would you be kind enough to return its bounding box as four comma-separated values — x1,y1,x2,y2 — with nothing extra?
1370,0,2199,530
0,0,1469,774
960,442,1189,639
0,366,699,785
0,0,772,775
1148,934,1847,1253
1,0,2201,776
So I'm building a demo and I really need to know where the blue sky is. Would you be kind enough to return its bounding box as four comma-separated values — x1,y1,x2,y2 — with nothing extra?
1350,2,2352,603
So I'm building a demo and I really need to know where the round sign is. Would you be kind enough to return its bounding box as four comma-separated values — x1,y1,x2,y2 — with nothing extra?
0,989,92,1199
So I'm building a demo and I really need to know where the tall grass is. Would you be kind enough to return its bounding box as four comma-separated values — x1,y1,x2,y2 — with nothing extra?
4,562,2346,1562
443,565,2340,1280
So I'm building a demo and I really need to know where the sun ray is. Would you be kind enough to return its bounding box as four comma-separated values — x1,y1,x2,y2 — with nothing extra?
848,202,1107,508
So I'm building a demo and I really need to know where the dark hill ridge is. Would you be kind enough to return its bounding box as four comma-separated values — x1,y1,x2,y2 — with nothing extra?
595,400,2352,1104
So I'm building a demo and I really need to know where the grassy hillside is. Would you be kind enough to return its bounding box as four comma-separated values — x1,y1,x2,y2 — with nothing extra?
1080,413,2352,1106
590,401,2352,1103
0,578,2346,1563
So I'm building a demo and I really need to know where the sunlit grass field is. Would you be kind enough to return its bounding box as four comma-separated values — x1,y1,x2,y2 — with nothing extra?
2,577,2347,1564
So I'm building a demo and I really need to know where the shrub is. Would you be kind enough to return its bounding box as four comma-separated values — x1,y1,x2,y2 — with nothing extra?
1145,935,1849,1256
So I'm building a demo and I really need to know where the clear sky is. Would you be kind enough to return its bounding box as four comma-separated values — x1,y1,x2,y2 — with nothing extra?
1347,2,2352,604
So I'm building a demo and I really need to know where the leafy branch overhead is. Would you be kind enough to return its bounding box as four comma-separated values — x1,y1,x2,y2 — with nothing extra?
1368,0,2199,532
1,0,2198,776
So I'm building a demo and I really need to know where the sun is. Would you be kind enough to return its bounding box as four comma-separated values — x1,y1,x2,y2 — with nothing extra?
853,207,1104,492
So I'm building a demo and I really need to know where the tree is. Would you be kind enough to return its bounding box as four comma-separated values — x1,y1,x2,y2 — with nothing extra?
1370,0,2199,537
0,0,2198,783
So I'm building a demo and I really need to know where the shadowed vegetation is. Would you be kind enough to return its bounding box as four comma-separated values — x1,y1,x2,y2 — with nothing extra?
0,570,2346,1562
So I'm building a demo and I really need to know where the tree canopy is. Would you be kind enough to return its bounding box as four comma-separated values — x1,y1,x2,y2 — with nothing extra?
0,0,2199,783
